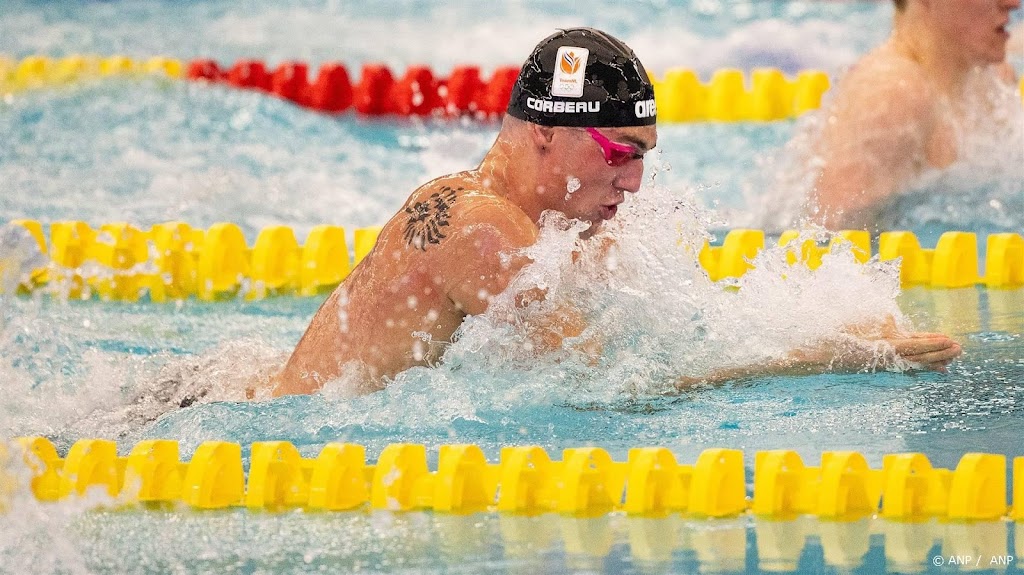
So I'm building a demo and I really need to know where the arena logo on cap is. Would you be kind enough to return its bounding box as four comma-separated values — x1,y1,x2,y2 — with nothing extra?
634,99,657,119
551,46,588,98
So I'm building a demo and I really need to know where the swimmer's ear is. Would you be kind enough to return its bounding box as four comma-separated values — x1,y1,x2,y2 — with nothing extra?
528,122,556,150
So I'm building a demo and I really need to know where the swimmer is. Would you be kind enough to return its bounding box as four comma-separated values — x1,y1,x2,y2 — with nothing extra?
811,0,1020,229
270,27,962,397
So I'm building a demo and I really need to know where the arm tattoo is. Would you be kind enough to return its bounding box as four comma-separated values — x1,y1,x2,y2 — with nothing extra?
404,186,460,250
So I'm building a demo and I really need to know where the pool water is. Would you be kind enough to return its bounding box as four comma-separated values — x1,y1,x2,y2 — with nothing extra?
7,506,1024,574
2,1,1024,574
4,284,1021,466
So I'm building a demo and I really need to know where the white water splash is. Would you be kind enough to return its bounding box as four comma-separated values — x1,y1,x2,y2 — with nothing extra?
373,168,914,409
0,330,285,441
564,176,581,201
0,224,47,294
0,441,105,575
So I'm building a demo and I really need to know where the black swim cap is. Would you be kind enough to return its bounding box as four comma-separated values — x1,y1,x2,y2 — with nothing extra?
507,27,657,128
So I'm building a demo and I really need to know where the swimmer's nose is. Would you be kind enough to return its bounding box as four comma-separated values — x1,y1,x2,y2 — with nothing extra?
614,159,645,194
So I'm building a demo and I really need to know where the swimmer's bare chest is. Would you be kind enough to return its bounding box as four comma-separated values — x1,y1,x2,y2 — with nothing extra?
863,48,958,169
924,119,957,169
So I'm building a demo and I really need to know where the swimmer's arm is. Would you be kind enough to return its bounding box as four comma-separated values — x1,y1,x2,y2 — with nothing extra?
515,290,601,357
441,205,599,356
442,202,538,317
271,291,340,397
675,332,962,390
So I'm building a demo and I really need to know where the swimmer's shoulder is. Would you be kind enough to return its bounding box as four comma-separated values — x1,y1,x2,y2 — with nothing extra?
844,44,934,102
399,172,471,211
386,171,535,253
835,45,937,125
400,172,490,209
409,171,534,227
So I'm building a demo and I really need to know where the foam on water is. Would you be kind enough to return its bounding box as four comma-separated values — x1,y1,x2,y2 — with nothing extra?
0,281,305,446
0,225,46,293
0,318,286,444
373,160,913,407
0,444,103,575
90,160,913,459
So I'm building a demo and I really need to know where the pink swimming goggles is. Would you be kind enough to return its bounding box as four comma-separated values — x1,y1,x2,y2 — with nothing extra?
585,127,645,167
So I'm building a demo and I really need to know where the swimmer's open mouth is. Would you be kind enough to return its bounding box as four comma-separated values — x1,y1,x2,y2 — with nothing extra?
601,191,627,220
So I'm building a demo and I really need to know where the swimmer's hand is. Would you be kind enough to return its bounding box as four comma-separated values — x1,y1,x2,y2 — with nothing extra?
793,331,962,374
875,332,962,372
674,326,962,391
835,316,962,373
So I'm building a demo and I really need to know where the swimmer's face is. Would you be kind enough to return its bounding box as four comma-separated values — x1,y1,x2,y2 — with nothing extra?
547,124,657,235
935,0,1020,64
